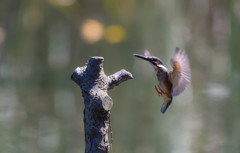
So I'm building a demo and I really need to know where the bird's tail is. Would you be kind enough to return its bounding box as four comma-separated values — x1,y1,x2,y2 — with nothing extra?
161,97,173,114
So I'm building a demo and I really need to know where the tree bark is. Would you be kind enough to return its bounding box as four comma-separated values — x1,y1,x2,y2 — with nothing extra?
71,56,133,153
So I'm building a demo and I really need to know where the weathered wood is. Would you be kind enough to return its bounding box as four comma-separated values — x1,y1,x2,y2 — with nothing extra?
71,56,133,153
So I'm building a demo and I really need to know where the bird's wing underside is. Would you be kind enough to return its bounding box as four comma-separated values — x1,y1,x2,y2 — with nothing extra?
144,50,151,56
169,48,191,96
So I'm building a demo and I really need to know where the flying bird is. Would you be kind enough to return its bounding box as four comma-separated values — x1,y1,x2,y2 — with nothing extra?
133,47,191,113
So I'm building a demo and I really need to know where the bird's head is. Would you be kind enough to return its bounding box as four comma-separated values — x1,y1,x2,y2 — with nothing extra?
133,54,164,68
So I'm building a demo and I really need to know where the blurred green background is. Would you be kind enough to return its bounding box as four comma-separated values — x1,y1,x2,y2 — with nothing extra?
1,0,240,153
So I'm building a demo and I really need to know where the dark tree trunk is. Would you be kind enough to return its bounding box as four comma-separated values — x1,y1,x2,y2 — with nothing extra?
71,57,133,153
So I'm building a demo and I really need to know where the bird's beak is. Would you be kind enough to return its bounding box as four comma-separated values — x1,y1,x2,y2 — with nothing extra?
133,54,150,61
133,54,159,67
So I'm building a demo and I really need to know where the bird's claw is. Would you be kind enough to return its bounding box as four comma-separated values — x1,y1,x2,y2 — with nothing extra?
155,85,165,96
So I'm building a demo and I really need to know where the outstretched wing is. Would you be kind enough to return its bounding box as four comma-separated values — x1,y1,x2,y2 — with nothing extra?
169,47,191,96
144,50,151,56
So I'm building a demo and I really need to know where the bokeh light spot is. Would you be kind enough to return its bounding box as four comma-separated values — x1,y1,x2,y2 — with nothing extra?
80,19,104,44
48,0,76,6
104,25,126,43
0,27,6,44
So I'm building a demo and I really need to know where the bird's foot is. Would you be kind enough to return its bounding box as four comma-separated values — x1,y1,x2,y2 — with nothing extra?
155,85,165,96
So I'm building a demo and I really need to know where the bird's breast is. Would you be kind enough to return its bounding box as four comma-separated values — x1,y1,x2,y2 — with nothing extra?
156,70,172,96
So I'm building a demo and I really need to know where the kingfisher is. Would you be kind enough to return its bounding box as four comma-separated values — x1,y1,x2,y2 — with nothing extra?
133,47,191,113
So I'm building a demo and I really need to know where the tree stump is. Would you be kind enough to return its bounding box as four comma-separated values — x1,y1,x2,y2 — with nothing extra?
71,56,133,153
